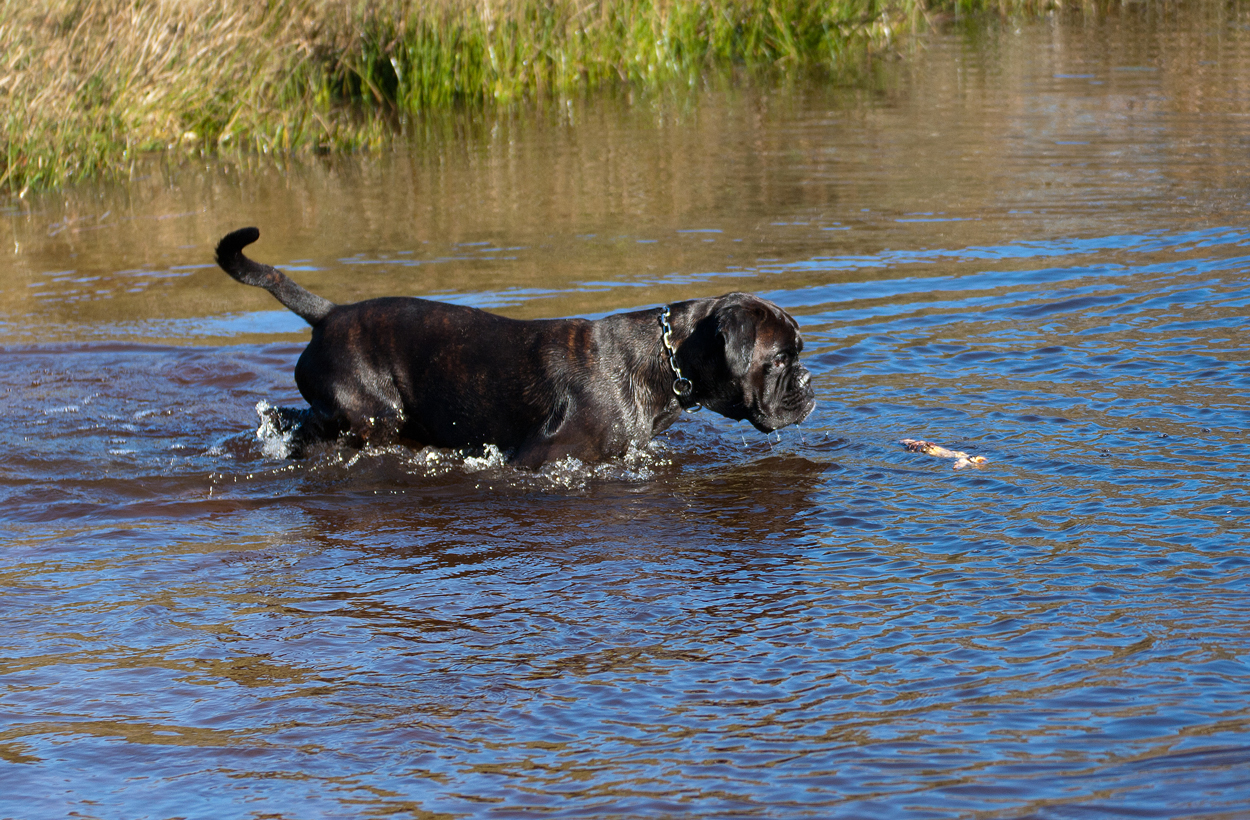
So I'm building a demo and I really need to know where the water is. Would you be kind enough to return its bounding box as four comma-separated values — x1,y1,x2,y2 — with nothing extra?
3,6,1250,818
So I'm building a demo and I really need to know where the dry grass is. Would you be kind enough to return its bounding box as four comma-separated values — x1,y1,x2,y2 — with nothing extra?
2,0,358,193
0,0,1059,195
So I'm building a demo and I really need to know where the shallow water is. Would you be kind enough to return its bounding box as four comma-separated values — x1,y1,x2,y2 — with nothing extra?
3,6,1250,818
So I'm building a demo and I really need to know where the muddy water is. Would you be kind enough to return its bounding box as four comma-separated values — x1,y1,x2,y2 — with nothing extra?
3,6,1250,818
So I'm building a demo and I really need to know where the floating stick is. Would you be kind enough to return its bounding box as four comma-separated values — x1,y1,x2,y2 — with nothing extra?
900,438,988,470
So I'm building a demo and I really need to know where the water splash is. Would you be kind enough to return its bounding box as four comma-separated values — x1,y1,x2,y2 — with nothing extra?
254,400,297,460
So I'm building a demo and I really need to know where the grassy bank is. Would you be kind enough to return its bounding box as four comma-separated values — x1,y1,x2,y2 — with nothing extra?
1,0,1051,195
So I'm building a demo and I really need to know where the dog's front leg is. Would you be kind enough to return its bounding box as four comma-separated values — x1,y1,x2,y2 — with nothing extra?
511,433,603,469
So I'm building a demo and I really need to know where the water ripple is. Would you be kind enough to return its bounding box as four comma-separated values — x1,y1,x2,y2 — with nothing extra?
5,12,1250,816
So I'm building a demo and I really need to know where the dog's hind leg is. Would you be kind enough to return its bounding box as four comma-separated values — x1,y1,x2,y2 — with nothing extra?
346,406,406,448
318,381,406,449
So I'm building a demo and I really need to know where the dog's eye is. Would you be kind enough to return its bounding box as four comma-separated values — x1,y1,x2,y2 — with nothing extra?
772,352,789,368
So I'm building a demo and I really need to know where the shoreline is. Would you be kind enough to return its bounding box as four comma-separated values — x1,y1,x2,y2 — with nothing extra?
2,0,1065,196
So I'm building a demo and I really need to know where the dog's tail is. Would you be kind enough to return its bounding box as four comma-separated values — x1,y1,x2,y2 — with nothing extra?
214,227,335,326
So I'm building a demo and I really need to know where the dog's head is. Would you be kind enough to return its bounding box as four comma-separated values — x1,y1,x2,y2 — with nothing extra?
678,293,816,432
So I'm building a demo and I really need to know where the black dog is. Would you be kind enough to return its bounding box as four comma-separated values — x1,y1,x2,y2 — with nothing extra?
215,227,815,467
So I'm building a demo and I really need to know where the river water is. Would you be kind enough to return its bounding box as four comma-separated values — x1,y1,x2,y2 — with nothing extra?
2,5,1249,818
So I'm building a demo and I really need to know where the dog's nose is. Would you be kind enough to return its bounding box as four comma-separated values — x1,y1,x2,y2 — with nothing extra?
797,368,811,388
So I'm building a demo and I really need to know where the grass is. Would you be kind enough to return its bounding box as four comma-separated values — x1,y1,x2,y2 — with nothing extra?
0,0,1064,196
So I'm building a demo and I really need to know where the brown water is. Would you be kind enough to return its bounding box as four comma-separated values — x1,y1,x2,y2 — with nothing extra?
3,5,1250,818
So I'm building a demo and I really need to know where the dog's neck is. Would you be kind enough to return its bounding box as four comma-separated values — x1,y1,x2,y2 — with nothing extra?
657,305,701,413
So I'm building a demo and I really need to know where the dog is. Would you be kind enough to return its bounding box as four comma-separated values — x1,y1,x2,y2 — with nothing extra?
215,227,815,468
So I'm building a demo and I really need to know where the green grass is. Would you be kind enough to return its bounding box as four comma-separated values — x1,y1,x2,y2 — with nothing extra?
0,0,1065,195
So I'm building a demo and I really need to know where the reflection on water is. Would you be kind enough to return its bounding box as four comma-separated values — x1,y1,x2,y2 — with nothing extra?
3,6,1250,818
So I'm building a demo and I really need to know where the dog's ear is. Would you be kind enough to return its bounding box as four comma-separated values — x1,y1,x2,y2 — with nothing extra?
716,300,759,380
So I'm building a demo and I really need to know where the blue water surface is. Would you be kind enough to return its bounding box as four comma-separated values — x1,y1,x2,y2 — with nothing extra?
2,7,1249,819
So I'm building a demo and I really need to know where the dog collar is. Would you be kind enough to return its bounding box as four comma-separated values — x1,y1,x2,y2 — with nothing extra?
659,305,701,413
